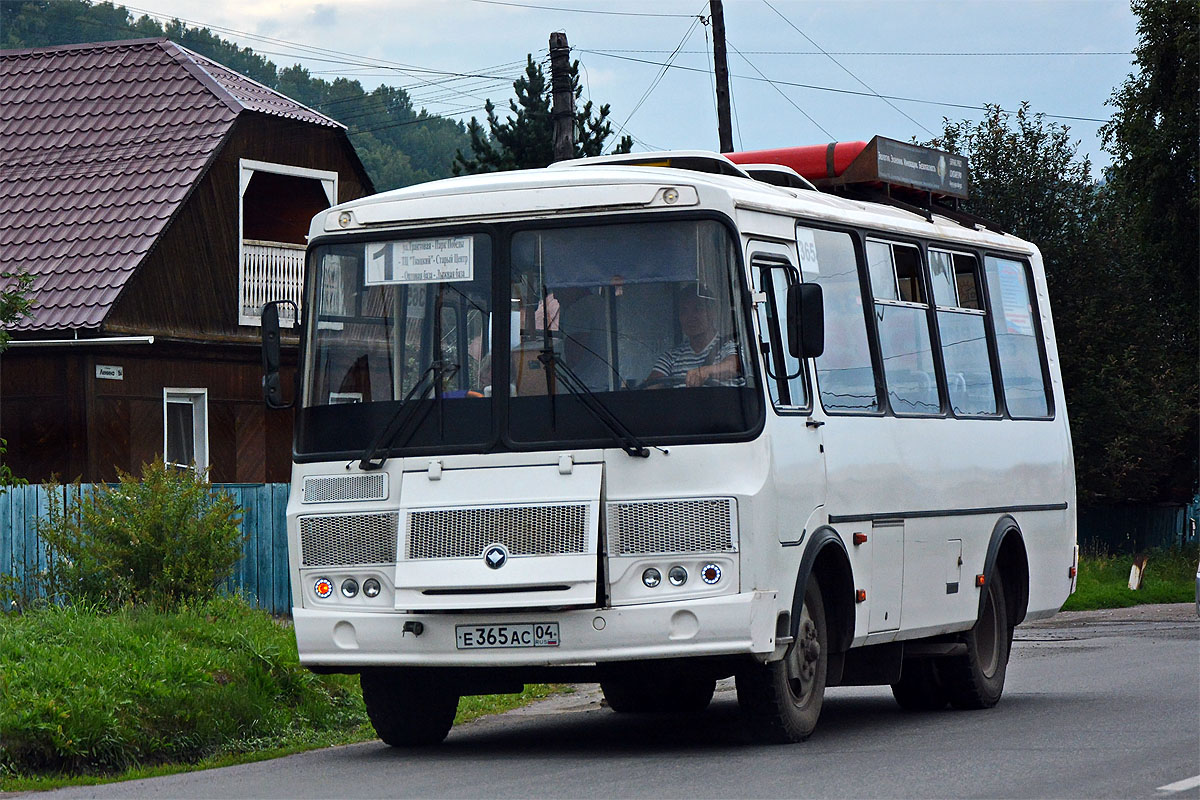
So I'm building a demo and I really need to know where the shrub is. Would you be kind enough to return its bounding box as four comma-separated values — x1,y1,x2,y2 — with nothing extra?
36,458,244,609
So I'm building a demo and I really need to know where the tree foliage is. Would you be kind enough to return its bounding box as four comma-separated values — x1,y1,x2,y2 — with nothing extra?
0,271,34,489
0,0,471,190
1096,0,1198,503
453,55,632,174
925,89,1196,504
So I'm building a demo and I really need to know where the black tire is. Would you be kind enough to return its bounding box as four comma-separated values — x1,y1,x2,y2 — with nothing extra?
891,658,949,711
360,670,459,747
940,574,1010,709
736,576,828,743
601,673,716,713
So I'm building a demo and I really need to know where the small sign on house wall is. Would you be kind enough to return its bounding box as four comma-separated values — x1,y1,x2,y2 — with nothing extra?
95,364,124,380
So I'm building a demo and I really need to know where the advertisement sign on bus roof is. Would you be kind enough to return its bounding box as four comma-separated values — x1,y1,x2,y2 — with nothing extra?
835,137,970,200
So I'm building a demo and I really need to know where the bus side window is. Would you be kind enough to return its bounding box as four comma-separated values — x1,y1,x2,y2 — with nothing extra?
802,227,879,413
867,240,941,415
930,249,998,416
752,256,808,409
984,255,1052,417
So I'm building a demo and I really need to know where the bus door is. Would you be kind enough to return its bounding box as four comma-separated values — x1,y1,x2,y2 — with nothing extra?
750,246,827,544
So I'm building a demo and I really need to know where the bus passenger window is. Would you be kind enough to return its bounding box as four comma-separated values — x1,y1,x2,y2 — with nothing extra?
803,227,879,413
868,240,940,415
930,250,997,416
984,256,1051,417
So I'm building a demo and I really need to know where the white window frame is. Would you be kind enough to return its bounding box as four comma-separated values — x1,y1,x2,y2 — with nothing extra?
238,159,338,326
163,388,210,475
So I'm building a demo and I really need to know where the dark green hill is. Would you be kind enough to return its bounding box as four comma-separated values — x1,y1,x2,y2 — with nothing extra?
1,0,471,190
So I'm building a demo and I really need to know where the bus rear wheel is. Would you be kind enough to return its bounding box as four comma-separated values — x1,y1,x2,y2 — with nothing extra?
360,670,459,747
601,674,716,713
940,573,1010,709
736,576,827,743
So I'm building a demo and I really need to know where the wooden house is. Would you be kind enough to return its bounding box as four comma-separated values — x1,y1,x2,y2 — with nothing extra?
0,38,373,483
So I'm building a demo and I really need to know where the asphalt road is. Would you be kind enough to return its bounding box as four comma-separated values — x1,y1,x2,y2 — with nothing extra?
26,604,1199,799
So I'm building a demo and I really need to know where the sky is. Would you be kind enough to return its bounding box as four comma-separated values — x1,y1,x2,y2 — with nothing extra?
119,0,1140,172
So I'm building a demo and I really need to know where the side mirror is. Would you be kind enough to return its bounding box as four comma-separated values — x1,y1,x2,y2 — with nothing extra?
786,283,824,359
261,300,298,409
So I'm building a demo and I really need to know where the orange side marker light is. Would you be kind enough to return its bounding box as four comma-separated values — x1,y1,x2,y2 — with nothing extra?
855,589,867,603
852,532,868,546
975,574,986,588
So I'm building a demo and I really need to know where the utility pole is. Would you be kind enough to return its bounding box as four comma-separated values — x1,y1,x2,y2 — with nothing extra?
549,31,575,162
709,0,734,153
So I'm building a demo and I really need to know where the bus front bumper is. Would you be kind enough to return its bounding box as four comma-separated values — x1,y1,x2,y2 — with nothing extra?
294,590,779,669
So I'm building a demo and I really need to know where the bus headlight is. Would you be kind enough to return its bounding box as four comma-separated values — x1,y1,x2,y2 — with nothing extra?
363,578,381,598
341,578,359,598
668,566,688,586
642,568,662,588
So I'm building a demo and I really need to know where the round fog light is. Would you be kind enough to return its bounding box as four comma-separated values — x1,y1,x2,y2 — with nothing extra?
668,566,688,586
642,568,662,588
701,563,722,585
314,577,333,599
341,578,359,598
362,578,381,598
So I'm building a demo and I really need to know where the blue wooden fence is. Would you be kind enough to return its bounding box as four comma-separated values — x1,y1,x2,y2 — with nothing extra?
0,483,292,615
3,481,1197,613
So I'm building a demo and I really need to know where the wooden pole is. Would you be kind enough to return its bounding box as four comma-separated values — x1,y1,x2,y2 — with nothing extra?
549,31,575,162
710,0,734,153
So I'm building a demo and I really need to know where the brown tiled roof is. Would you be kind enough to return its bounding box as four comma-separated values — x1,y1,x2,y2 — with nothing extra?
0,38,342,332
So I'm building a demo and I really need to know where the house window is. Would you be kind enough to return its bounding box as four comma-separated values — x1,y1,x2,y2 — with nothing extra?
238,159,338,327
164,389,208,472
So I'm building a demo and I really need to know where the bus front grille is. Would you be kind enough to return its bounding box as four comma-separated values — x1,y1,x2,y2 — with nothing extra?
302,474,387,503
299,512,398,566
406,504,589,560
607,498,737,556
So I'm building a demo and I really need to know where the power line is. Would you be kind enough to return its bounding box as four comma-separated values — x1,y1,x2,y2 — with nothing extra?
608,8,705,153
726,38,832,139
577,49,1110,124
582,48,1131,56
760,0,935,137
466,0,700,18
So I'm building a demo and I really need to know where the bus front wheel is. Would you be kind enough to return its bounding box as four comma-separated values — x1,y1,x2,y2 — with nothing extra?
736,575,828,743
360,670,459,747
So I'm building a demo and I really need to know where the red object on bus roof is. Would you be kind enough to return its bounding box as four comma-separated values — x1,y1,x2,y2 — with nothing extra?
727,142,868,182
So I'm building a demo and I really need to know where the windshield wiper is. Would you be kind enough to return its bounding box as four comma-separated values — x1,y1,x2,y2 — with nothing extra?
356,361,459,470
536,347,654,459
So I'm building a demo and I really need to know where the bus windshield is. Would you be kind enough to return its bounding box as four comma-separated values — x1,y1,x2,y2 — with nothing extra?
297,218,761,459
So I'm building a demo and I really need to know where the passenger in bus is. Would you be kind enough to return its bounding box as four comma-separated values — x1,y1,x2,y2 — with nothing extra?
645,289,741,388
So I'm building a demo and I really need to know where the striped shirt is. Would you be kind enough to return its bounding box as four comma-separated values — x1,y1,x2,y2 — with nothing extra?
651,335,739,378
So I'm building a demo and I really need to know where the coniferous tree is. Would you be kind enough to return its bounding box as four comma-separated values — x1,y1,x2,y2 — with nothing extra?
453,55,632,174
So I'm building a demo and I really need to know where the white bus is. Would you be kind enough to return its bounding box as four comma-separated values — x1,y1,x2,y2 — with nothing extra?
261,138,1077,746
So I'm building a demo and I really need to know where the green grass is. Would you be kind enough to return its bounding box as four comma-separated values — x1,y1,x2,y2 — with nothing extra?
1062,543,1198,611
0,598,565,790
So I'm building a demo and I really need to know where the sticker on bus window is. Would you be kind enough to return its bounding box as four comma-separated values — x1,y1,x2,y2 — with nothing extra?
365,236,474,285
797,228,820,276
996,260,1034,335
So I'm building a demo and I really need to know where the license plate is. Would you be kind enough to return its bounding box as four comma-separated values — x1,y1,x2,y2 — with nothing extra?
455,623,560,649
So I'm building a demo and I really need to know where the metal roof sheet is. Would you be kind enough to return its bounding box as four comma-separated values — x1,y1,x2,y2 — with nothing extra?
0,38,342,332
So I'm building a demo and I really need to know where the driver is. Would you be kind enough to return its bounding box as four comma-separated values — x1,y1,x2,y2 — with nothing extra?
645,289,740,387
